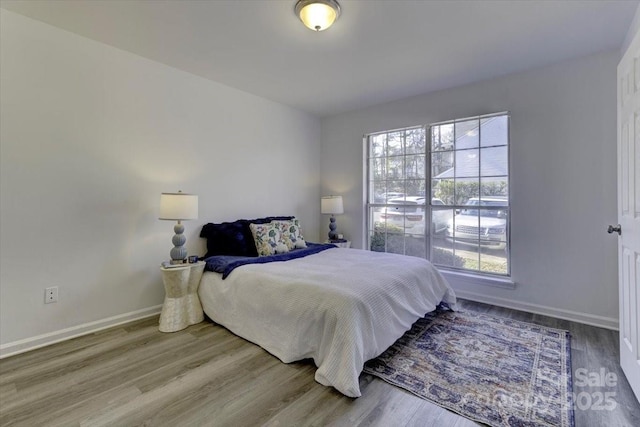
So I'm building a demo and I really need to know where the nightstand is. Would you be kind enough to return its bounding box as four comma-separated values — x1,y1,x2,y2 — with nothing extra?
159,261,205,332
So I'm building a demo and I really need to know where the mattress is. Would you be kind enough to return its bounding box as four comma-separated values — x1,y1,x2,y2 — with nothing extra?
198,247,457,397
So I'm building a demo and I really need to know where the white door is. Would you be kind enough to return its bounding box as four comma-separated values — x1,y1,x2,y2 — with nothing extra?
617,29,640,402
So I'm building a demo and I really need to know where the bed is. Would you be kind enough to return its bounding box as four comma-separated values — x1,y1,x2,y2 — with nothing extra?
198,236,457,398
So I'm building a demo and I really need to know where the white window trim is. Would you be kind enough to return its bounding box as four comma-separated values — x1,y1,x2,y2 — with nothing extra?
440,269,516,290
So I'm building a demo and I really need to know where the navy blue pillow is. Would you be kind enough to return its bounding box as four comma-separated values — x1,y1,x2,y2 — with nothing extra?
200,221,248,257
200,216,294,258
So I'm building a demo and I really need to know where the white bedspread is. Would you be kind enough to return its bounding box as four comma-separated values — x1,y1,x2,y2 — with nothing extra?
198,247,457,397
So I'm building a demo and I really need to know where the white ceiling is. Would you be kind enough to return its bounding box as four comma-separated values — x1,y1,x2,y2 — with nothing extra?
1,0,637,117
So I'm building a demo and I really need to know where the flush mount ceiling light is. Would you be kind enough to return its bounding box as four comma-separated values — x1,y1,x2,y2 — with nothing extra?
295,0,341,31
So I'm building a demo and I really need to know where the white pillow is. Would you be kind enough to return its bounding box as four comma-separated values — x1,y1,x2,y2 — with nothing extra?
275,243,290,254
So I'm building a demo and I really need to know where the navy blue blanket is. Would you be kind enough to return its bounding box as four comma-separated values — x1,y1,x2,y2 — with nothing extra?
204,242,336,279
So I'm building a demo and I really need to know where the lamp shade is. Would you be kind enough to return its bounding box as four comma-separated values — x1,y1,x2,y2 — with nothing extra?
321,195,344,215
295,0,341,32
159,192,198,220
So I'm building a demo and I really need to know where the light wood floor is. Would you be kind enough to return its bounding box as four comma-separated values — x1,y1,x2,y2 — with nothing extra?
1,299,639,426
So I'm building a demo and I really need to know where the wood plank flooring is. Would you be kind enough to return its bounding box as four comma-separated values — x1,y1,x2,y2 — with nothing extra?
1,299,638,426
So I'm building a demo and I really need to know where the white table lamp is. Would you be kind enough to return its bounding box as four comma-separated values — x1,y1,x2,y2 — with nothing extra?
321,195,344,241
160,191,198,264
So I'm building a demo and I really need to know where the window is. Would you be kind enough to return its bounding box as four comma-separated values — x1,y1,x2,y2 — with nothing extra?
367,126,428,258
365,112,510,276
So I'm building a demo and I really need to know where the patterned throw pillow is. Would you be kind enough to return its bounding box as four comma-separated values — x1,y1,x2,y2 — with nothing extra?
273,218,307,250
249,222,282,256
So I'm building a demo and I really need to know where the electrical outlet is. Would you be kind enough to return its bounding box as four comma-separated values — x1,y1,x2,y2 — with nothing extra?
45,286,58,304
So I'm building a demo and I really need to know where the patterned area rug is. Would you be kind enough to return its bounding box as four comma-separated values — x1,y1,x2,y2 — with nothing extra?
363,308,574,427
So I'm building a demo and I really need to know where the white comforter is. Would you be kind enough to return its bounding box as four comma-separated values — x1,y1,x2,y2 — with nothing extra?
198,247,457,397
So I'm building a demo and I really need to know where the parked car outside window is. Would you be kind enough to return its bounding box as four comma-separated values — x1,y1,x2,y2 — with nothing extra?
446,197,507,249
379,197,451,235
374,192,406,204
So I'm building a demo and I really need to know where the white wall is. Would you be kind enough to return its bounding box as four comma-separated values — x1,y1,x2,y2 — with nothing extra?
320,50,619,328
622,2,640,55
0,10,321,353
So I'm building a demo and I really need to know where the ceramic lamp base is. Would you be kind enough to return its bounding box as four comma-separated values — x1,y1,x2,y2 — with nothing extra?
328,215,338,240
170,221,188,263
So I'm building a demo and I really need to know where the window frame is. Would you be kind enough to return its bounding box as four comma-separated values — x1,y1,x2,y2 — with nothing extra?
364,112,511,279
365,125,429,258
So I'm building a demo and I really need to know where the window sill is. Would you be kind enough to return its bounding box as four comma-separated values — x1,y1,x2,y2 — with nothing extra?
439,269,516,290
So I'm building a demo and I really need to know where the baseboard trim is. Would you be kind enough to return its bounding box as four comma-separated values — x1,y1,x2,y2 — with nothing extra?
455,290,619,331
0,305,162,359
0,292,619,358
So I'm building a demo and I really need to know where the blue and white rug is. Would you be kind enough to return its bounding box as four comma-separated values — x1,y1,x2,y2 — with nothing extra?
364,308,574,427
